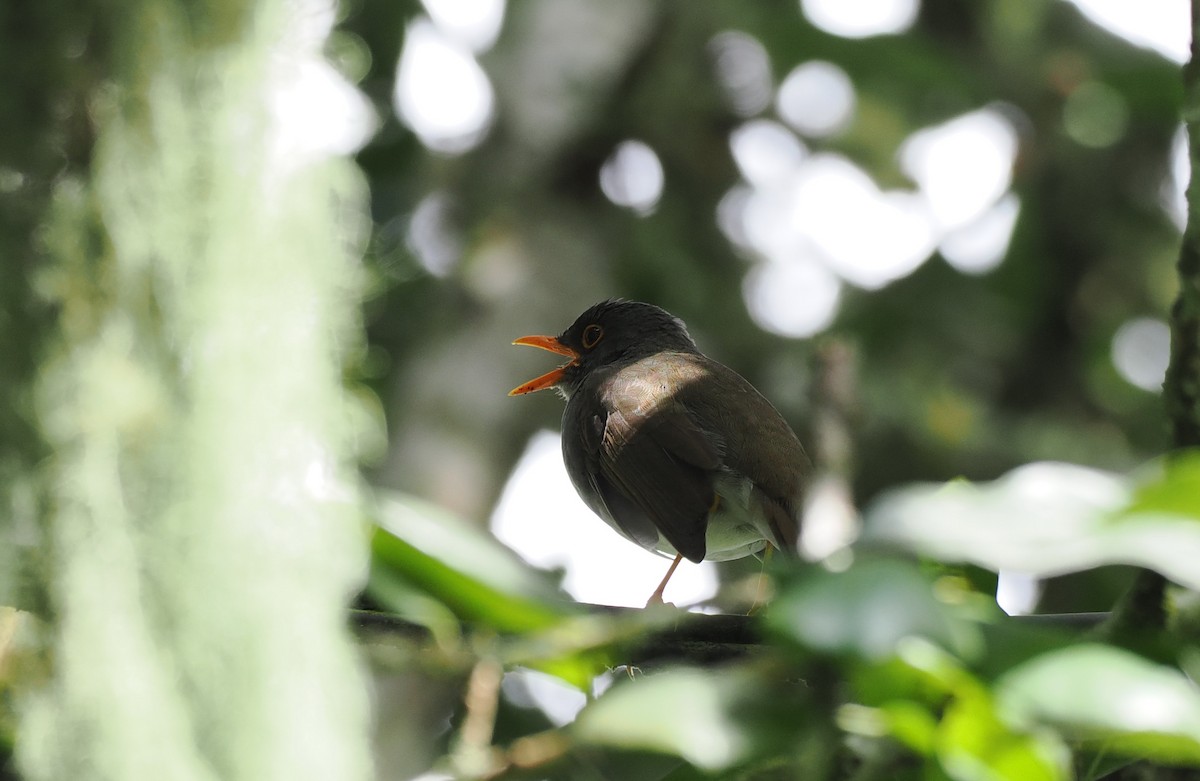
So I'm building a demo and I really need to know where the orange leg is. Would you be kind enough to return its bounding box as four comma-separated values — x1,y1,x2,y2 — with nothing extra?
646,553,684,607
749,544,775,614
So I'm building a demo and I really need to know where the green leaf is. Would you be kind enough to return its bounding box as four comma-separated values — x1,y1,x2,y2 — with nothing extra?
368,491,573,633
572,668,755,771
365,566,463,646
1127,451,1200,517
573,663,813,772
971,617,1080,682
864,461,1200,590
852,641,1068,780
938,685,1068,781
996,644,1200,765
880,700,939,755
766,557,974,660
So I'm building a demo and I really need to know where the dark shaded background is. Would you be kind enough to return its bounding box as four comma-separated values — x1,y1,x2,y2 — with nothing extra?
0,0,1182,610
0,1,1190,778
348,0,1182,607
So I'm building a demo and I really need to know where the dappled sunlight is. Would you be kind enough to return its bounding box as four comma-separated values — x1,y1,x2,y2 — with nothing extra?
735,151,939,292
727,96,1021,335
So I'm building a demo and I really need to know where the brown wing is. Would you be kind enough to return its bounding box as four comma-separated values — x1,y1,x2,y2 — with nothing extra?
594,405,720,563
676,356,810,552
562,405,663,551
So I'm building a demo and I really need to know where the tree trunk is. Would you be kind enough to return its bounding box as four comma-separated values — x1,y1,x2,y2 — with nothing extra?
12,3,373,780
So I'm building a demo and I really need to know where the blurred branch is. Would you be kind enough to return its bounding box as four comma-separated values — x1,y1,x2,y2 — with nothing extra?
801,339,862,561
350,607,1108,666
813,339,860,479
451,657,505,778
1165,0,1200,452
1127,0,1200,638
352,606,765,667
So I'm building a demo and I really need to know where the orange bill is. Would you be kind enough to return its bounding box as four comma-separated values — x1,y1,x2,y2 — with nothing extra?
509,335,580,395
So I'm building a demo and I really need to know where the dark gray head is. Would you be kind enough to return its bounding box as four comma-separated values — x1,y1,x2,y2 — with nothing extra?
509,300,700,399
557,300,697,384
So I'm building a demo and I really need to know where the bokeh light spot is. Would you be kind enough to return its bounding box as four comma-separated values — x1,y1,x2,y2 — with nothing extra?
801,0,919,38
709,30,773,117
717,184,756,249
1063,81,1129,148
939,193,1020,275
900,108,1018,231
1164,124,1189,229
269,58,377,167
743,256,842,338
1068,0,1189,63
1111,318,1170,392
777,60,856,138
394,19,495,154
407,192,461,277
600,140,665,215
421,0,506,52
729,120,807,187
789,155,937,288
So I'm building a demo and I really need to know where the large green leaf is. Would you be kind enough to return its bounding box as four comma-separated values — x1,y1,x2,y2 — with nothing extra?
864,461,1200,589
368,491,573,634
574,668,750,771
848,640,1069,780
572,666,809,772
939,684,1068,781
766,557,976,660
996,645,1200,765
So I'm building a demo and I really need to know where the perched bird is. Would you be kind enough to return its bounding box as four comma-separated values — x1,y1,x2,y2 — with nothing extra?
509,300,810,604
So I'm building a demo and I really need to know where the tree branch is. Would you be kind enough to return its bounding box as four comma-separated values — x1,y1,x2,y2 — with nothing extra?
350,607,1108,667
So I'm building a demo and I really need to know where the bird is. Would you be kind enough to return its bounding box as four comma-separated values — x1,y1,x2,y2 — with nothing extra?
509,299,810,605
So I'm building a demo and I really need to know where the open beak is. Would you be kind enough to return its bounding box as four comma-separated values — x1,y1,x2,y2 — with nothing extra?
509,335,579,395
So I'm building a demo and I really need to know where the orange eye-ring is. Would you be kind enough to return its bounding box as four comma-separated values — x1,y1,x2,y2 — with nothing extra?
582,324,604,349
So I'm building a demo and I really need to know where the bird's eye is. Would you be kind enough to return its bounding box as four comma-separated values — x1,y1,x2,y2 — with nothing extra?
582,324,604,349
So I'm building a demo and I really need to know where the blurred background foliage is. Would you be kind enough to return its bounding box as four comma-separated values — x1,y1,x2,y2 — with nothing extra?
358,0,1185,621
3,0,1200,779
358,0,1181,516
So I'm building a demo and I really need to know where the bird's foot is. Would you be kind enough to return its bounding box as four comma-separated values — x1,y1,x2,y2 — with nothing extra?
643,592,678,609
645,553,684,608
